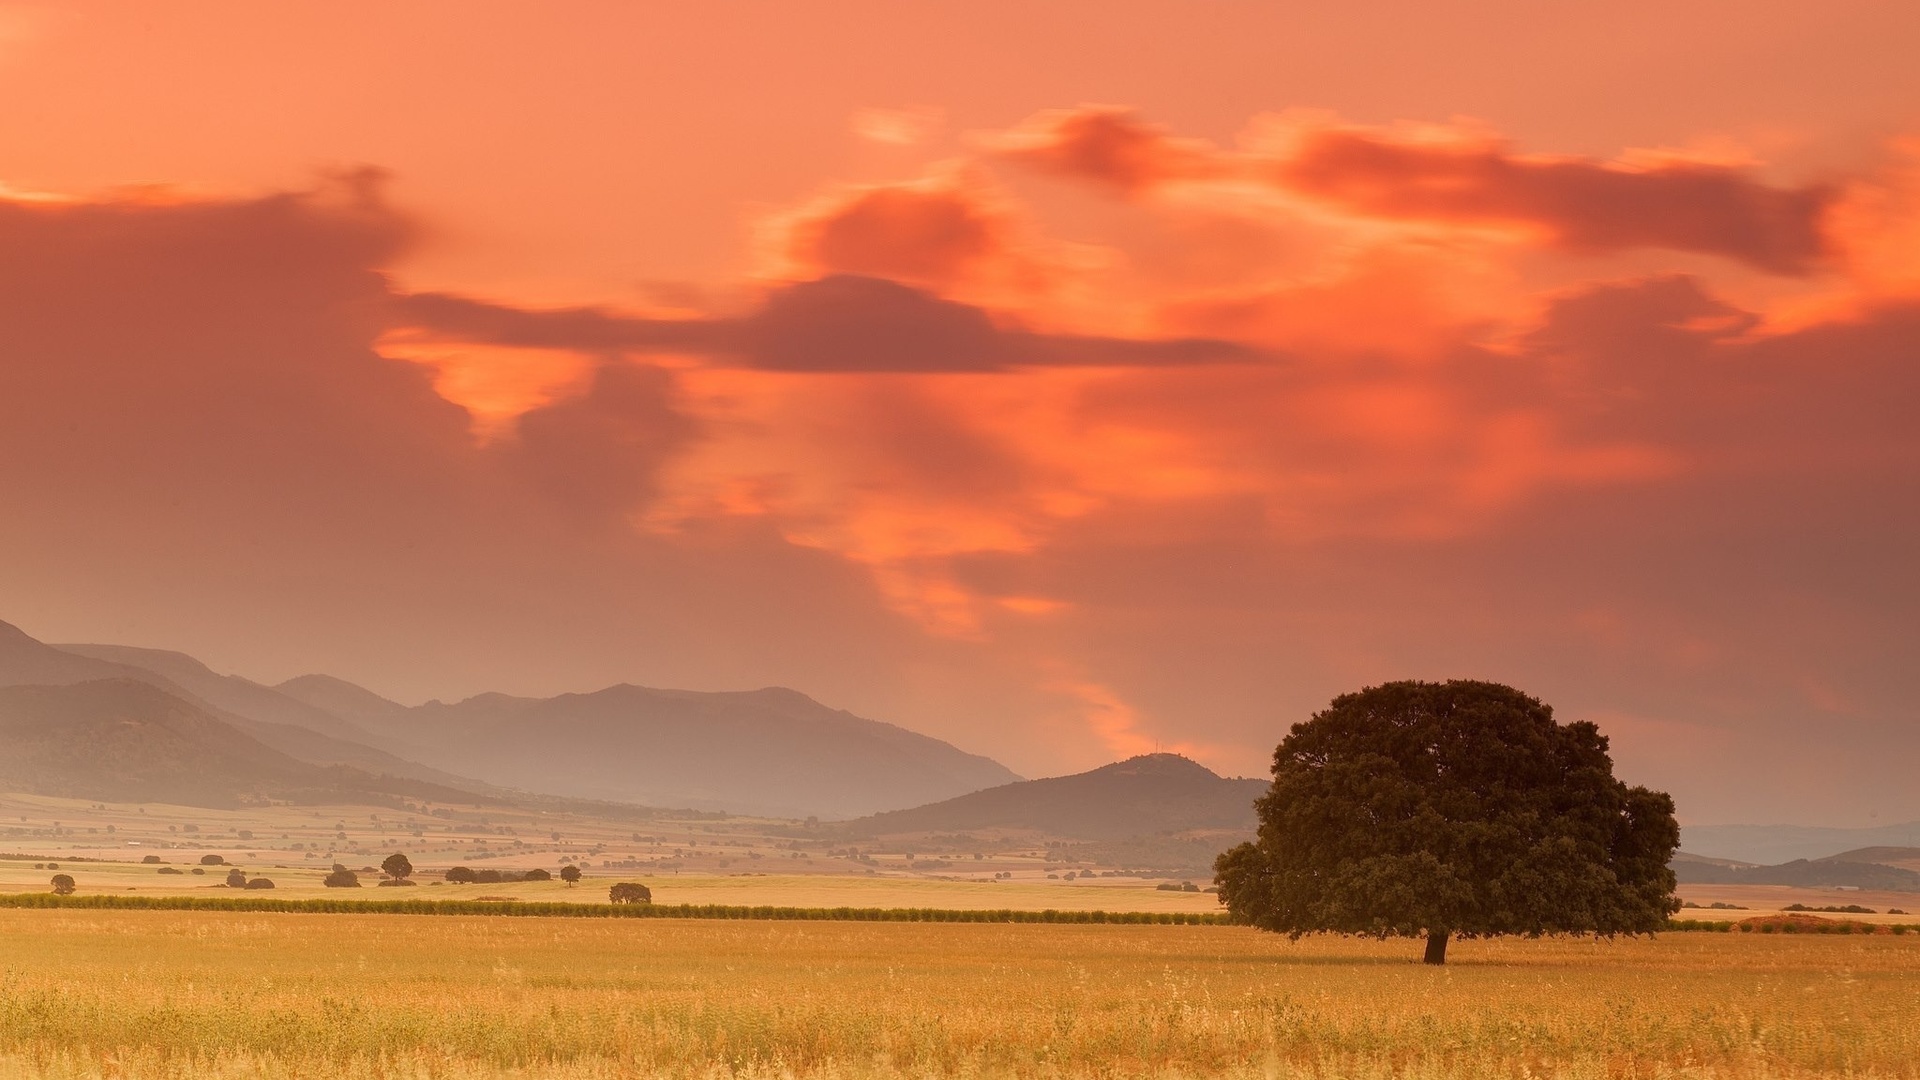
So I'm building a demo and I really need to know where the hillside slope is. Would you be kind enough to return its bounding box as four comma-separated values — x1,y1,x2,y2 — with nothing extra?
0,621,487,792
1672,849,1920,891
1681,821,1920,865
0,679,482,807
846,753,1266,841
373,684,1020,818
275,673,412,728
57,643,381,744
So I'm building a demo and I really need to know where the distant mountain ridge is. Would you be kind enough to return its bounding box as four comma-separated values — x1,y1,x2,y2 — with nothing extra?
0,620,472,790
345,683,1020,818
3,617,1020,818
1673,846,1920,892
0,678,488,807
1682,820,1920,865
845,753,1266,841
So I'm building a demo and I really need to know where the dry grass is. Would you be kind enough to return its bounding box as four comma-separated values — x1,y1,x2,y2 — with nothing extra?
0,909,1915,1079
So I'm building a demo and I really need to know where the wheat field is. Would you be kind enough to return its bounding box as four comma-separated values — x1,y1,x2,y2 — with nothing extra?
0,909,1915,1079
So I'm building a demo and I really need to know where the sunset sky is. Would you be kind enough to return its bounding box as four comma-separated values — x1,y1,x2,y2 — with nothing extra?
2,1,1917,826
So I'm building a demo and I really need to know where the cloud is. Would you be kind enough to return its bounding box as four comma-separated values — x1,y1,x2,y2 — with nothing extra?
994,107,1836,274
993,107,1226,195
505,360,698,523
1275,125,1835,274
397,275,1258,375
850,106,944,148
782,181,1005,288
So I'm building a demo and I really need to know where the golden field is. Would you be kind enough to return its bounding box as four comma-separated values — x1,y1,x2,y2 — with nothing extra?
0,909,1915,1079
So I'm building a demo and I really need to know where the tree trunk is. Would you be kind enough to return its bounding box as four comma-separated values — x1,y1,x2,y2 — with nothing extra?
1423,930,1449,965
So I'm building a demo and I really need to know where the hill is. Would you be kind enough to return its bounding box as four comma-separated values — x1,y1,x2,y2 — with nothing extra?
0,679,483,807
1826,846,1920,871
275,673,412,728
845,753,1266,841
9,617,1023,819
1681,821,1920,865
57,644,382,744
1672,848,1920,891
362,684,1020,819
0,621,486,791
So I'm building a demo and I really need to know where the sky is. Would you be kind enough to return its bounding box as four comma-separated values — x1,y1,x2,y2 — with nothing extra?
1,1,1917,826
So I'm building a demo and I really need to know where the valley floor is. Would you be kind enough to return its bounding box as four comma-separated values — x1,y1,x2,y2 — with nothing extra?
0,910,1914,1079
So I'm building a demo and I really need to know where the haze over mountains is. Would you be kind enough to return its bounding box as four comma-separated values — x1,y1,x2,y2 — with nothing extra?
7,614,1912,856
848,753,1264,841
1680,821,1920,865
1,618,1016,817
1672,847,1920,892
0,678,493,807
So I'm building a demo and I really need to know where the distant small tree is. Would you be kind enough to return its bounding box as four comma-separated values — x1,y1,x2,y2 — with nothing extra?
322,868,361,888
244,877,275,890
609,882,652,904
381,853,414,882
200,854,225,866
49,874,75,896
445,865,477,884
141,855,162,864
559,865,582,887
522,868,552,882
226,868,247,888
1216,680,1680,964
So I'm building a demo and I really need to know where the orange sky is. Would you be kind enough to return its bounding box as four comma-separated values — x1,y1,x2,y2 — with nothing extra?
2,2,1918,824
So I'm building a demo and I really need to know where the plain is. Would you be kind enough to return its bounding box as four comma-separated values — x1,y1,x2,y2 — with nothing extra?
0,908,1916,1079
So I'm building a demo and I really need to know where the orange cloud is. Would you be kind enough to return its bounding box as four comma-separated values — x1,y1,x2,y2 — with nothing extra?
995,107,1836,274
783,180,1004,288
992,107,1227,196
1274,125,1834,274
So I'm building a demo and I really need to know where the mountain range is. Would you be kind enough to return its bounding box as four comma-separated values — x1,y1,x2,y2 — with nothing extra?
1680,821,1920,865
1673,847,1920,891
845,753,1265,841
0,618,1016,817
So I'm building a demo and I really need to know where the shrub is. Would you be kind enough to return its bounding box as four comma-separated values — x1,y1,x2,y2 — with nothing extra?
200,854,226,866
141,855,162,864
376,878,418,887
474,868,505,884
158,867,183,875
523,868,551,882
445,866,477,883
49,874,75,896
226,869,247,888
244,877,275,890
190,868,206,875
323,869,361,888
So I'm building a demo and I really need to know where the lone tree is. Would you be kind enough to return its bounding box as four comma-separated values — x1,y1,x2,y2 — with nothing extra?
381,853,414,882
322,867,361,888
225,868,248,888
609,882,652,904
1215,680,1680,964
559,864,582,887
49,873,75,896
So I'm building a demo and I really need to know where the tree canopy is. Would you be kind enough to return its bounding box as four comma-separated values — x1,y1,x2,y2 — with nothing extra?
1214,680,1680,964
382,853,414,881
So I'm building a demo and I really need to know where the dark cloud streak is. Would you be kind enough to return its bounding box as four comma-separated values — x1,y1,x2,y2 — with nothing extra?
397,274,1261,373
